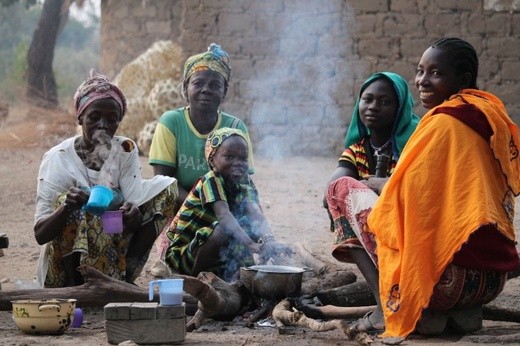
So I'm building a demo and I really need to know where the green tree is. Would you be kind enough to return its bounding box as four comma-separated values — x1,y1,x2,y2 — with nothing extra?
0,0,37,7
0,0,92,108
0,0,100,105
0,2,34,100
25,0,65,108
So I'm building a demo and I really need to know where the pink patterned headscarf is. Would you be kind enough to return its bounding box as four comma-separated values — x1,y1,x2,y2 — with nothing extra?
73,69,127,120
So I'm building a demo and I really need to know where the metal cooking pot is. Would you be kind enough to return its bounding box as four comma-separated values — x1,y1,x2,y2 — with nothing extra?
240,265,312,300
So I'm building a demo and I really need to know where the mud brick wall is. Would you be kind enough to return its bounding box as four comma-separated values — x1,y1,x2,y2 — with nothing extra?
100,0,520,157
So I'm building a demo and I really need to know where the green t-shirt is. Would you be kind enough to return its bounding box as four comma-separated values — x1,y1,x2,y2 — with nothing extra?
149,107,254,190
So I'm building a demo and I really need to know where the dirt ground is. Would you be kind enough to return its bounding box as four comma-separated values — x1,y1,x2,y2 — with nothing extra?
0,105,519,345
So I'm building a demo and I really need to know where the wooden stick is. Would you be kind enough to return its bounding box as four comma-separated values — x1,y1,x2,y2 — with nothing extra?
272,299,373,345
316,281,376,307
483,305,520,323
299,303,520,324
244,300,277,327
294,242,330,275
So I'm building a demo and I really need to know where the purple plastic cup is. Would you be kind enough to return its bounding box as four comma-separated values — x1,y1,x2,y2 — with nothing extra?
102,210,124,234
71,308,83,328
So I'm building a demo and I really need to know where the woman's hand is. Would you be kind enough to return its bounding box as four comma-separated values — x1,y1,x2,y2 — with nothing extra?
120,201,142,233
363,176,389,195
34,187,90,245
63,186,90,211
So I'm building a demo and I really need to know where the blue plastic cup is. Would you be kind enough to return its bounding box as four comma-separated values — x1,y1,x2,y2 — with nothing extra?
85,185,114,216
149,279,184,306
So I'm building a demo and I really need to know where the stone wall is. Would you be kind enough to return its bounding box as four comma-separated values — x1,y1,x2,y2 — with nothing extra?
100,0,520,157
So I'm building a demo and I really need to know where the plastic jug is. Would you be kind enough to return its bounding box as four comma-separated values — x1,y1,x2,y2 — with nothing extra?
148,279,184,306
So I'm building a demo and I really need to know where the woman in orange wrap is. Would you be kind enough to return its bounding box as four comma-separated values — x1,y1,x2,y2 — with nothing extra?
326,38,520,342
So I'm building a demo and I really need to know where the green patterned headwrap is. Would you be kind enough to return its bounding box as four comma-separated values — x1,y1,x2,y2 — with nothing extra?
205,127,248,167
344,72,419,158
183,43,231,83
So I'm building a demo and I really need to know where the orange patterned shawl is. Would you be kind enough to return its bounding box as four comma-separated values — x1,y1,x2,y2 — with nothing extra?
367,89,520,338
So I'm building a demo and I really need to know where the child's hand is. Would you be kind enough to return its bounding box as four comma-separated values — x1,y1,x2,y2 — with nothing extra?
248,242,263,254
261,241,294,259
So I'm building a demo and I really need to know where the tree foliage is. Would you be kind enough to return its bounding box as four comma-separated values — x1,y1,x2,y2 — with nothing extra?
0,0,99,105
0,0,37,8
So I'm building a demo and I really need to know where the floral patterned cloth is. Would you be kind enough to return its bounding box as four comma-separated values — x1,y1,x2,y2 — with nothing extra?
42,183,176,288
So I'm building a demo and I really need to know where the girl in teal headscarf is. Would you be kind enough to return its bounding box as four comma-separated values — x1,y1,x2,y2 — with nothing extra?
323,72,419,332
325,71,418,194
326,71,419,186
344,72,419,160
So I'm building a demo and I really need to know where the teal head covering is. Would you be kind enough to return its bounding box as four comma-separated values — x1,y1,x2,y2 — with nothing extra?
344,72,419,158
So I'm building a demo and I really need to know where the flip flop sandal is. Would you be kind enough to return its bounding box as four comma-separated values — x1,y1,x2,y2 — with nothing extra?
351,311,384,335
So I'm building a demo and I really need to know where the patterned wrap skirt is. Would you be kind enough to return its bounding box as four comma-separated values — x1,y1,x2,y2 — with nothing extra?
326,176,507,312
42,182,177,287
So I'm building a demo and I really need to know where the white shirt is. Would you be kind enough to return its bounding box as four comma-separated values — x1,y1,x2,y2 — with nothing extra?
35,135,175,223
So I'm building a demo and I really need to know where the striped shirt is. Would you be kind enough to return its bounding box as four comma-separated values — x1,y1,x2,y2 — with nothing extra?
171,170,260,246
338,137,397,179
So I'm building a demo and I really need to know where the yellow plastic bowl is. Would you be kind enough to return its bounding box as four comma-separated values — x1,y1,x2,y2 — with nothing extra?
11,299,77,335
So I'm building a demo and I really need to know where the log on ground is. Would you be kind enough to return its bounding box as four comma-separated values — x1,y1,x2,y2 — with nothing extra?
0,266,198,312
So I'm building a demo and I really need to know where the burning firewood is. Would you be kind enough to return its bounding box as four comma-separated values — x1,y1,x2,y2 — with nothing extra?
243,300,276,327
300,270,357,296
272,298,374,345
315,280,376,307
272,298,346,331
180,272,251,331
294,242,332,275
